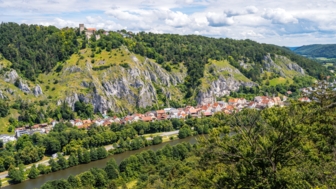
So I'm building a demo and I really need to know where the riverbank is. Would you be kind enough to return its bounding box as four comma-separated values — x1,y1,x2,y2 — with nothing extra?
1,130,181,188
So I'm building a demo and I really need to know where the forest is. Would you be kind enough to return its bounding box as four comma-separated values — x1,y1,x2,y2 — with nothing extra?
0,23,330,91
293,44,336,58
38,84,336,189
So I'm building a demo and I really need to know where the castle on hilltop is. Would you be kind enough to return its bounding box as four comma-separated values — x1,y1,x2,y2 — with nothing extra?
79,24,102,40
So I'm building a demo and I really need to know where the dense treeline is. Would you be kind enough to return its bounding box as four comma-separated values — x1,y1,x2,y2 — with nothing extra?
128,33,330,89
0,23,79,80
0,23,329,88
40,84,336,188
293,44,336,58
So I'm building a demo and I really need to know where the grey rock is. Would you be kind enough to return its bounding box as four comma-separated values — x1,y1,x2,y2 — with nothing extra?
6,88,14,95
81,81,91,88
17,80,31,93
0,90,6,99
286,63,305,74
4,70,19,83
33,85,43,97
65,66,82,73
197,76,255,105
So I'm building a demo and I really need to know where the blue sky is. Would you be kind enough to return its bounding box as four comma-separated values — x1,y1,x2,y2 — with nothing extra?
1,0,336,46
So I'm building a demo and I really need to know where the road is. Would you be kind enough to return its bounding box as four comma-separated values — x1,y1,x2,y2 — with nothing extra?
159,130,179,137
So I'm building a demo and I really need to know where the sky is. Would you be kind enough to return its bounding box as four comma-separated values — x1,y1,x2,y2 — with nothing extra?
1,0,336,46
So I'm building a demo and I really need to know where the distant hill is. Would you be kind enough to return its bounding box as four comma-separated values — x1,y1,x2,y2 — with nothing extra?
293,44,336,58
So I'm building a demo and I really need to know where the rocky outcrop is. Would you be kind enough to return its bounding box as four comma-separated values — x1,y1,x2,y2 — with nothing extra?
264,54,305,77
0,90,6,99
197,76,255,105
286,63,305,74
264,54,282,72
58,55,184,113
4,70,19,83
33,85,43,97
65,66,82,73
17,79,31,93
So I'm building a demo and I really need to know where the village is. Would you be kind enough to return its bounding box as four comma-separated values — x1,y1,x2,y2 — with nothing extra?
0,94,314,144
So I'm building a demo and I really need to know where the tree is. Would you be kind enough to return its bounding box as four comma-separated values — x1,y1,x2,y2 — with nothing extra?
68,153,79,167
57,153,68,170
49,158,60,172
90,148,98,161
8,166,24,184
97,147,108,159
28,164,39,179
67,175,81,188
0,139,3,148
178,125,192,139
152,136,162,145
82,149,91,163
105,159,119,179
80,171,95,187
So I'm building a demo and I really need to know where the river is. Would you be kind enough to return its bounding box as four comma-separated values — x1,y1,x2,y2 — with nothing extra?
3,135,201,189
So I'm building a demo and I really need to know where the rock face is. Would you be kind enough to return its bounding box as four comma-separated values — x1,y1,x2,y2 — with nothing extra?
286,63,305,74
33,85,43,97
60,56,186,113
263,54,305,77
17,79,31,93
0,90,6,99
4,70,19,83
197,76,255,104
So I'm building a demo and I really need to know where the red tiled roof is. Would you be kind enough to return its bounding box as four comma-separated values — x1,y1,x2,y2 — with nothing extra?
141,117,153,122
156,110,165,114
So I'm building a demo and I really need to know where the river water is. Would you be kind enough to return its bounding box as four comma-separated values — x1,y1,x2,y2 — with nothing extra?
4,135,201,189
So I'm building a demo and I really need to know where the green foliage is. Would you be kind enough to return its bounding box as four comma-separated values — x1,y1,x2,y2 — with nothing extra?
0,100,9,117
28,164,39,179
120,63,130,69
293,44,336,58
74,100,94,119
0,23,79,80
8,165,25,184
178,125,192,139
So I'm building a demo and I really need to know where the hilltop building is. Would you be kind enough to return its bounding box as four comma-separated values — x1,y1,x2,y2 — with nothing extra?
79,24,99,39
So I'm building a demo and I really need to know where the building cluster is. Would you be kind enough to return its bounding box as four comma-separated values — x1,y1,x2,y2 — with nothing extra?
14,122,57,138
67,95,290,129
11,94,316,138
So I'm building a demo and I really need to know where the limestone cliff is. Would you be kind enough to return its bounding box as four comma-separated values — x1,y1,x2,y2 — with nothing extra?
197,60,255,104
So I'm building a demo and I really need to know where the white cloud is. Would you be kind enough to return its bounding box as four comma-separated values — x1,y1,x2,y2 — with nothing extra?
206,12,234,27
263,8,298,24
86,16,102,24
165,11,191,27
241,30,264,38
105,8,141,21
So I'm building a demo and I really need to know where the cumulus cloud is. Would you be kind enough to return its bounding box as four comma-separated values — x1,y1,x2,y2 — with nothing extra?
263,8,298,24
165,11,191,27
105,8,141,21
241,30,264,38
206,12,234,27
224,6,258,17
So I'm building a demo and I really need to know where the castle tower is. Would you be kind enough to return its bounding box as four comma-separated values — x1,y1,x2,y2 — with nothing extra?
79,24,84,34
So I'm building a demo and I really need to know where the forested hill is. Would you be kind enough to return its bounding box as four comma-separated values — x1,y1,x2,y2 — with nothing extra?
293,44,336,58
0,22,333,132
0,22,329,83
